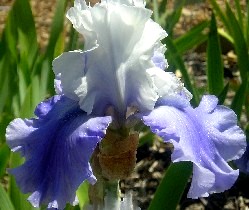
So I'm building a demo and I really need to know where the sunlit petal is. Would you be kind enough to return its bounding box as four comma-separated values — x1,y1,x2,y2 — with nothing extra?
6,95,111,209
138,95,246,198
53,0,186,119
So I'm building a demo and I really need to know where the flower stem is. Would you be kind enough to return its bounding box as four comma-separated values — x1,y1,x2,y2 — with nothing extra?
103,179,121,210
88,176,120,209
89,129,139,209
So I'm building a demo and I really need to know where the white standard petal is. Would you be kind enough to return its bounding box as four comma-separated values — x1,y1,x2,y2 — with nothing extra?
146,68,192,101
67,0,98,51
53,50,86,101
54,0,171,121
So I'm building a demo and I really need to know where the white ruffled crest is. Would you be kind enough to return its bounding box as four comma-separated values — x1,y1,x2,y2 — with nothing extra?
53,0,187,120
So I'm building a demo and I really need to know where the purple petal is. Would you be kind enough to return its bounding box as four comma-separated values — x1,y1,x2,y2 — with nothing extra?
138,95,246,198
34,95,61,118
6,95,112,209
152,44,168,70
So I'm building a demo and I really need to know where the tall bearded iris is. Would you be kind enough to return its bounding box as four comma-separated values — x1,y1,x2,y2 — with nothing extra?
6,0,246,209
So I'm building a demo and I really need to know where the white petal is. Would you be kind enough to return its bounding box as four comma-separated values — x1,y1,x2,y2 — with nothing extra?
53,50,86,101
54,0,182,119
67,0,98,51
146,68,192,100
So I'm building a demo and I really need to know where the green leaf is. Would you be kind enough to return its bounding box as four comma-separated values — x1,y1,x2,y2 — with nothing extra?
66,25,79,51
231,82,248,119
45,0,68,60
218,28,234,45
225,2,249,119
0,0,41,120
40,57,56,97
209,0,231,33
9,177,38,210
0,10,18,61
246,1,249,46
148,162,192,210
0,184,15,210
0,54,19,117
152,0,160,23
0,64,10,113
64,204,80,210
217,83,229,105
76,182,90,209
139,130,155,147
225,3,249,83
158,0,168,16
234,0,244,30
18,64,29,108
19,75,48,118
165,1,185,36
54,32,66,58
207,13,224,95
12,0,38,69
0,113,12,144
19,85,34,118
0,143,10,177
245,89,249,121
174,21,209,54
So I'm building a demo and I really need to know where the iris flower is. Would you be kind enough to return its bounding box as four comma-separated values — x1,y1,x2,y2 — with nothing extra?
6,0,246,209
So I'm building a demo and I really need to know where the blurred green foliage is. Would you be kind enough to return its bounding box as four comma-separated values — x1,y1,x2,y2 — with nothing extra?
0,0,248,209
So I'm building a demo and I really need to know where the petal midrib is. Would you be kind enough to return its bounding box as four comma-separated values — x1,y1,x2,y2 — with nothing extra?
103,6,127,119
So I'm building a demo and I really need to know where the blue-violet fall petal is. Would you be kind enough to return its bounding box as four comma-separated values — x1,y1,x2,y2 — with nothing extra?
6,95,112,209
137,95,246,198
